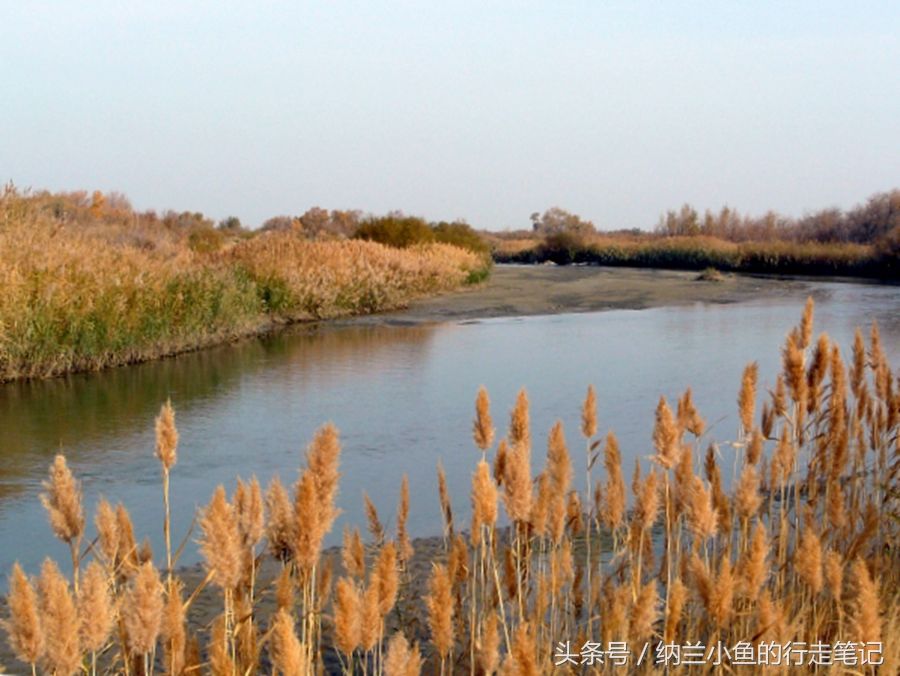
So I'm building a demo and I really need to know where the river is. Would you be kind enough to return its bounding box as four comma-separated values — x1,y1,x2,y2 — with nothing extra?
1,276,897,575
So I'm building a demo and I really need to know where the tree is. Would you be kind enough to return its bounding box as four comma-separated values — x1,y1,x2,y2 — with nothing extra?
218,216,243,232
260,216,296,232
530,207,596,237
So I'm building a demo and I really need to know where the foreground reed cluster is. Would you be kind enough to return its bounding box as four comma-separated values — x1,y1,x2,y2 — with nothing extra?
3,299,898,674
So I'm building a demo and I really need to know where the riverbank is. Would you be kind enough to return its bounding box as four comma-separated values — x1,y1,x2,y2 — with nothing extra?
0,190,487,383
491,232,899,278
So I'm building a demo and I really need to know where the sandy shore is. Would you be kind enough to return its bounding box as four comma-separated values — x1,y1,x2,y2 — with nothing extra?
343,264,812,326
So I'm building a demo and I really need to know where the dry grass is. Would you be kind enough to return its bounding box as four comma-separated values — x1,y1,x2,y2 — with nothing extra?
2,300,899,674
0,188,486,382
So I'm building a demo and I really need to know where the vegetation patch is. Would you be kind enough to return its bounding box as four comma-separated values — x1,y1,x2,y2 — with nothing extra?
0,188,487,382
489,192,900,278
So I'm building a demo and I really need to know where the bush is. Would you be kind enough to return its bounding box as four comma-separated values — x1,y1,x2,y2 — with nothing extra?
537,230,586,265
354,215,435,248
187,226,225,254
431,221,490,256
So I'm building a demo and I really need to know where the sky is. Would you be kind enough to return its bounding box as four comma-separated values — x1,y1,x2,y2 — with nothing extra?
2,1,899,231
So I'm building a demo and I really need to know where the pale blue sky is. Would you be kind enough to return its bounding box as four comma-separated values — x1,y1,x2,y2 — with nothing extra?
2,1,898,230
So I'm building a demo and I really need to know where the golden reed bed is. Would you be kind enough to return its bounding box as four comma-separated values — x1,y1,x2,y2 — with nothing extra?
2,299,898,674
0,188,485,382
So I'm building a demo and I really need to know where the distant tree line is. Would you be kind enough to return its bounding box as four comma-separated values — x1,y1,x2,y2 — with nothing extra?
656,190,900,245
490,192,899,276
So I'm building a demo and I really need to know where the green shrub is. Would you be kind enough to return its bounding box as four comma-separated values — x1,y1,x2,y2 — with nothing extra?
354,215,436,248
432,221,491,256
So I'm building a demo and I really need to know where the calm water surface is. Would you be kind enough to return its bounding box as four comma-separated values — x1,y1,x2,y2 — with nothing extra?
1,279,898,575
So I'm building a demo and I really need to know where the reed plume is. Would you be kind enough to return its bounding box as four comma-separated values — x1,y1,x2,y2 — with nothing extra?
115,503,139,575
629,580,659,642
384,631,410,676
363,491,385,546
360,580,381,654
376,541,399,617
334,577,361,658
37,559,80,676
397,475,414,565
384,631,422,676
40,455,85,545
800,296,814,348
154,399,179,471
849,558,882,644
502,622,537,676
478,612,500,675
652,396,681,468
473,386,495,452
471,458,498,544
678,388,705,437
475,458,500,526
94,498,119,569
2,562,43,669
306,423,342,534
502,441,532,524
823,549,843,602
269,608,306,676
265,476,294,562
601,431,625,531
342,526,366,579
493,439,508,487
633,469,661,534
740,523,769,602
807,333,830,413
436,461,454,540
529,472,550,540
851,327,866,397
292,470,324,572
155,400,179,579
77,560,113,667
687,476,718,541
40,455,84,590
581,384,597,438
735,464,762,522
738,362,758,432
795,529,824,595
209,614,236,676
122,561,163,658
235,476,265,550
275,566,294,611
663,577,686,643
199,485,242,590
161,577,186,676
546,421,573,496
508,388,531,450
783,329,807,406
425,563,454,668
746,427,764,465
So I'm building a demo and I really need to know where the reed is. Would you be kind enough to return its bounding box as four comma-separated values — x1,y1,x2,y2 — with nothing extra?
3,300,898,674
37,559,80,676
0,188,486,383
2,563,43,675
